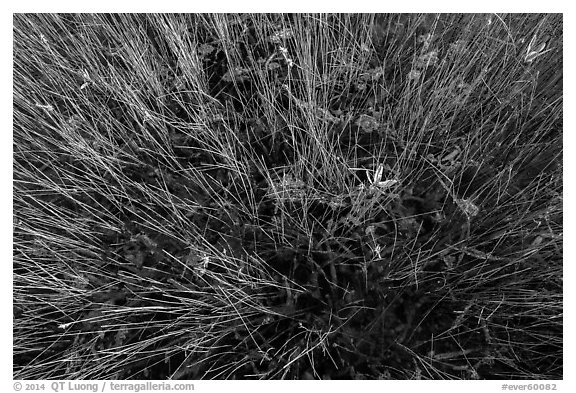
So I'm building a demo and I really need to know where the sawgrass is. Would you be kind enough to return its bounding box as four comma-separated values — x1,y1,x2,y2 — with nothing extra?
13,13,562,379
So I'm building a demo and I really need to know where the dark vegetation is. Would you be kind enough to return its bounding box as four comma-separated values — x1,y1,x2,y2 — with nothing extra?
13,13,562,379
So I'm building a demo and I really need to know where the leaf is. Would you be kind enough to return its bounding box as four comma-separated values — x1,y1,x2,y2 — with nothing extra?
222,66,250,83
407,70,422,81
269,27,294,43
375,179,398,190
373,164,384,184
198,43,215,57
35,103,54,112
455,198,480,218
125,249,145,268
355,114,380,133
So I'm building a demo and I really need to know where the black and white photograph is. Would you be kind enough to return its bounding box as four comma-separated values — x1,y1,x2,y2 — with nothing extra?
12,10,563,383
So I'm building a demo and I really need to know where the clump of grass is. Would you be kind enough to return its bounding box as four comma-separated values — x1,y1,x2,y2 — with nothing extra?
14,13,562,380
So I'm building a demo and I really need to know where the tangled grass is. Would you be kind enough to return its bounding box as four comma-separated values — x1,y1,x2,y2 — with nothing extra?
13,13,562,379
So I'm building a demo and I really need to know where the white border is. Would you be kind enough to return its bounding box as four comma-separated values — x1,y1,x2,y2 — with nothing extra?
5,1,570,13
5,5,571,391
